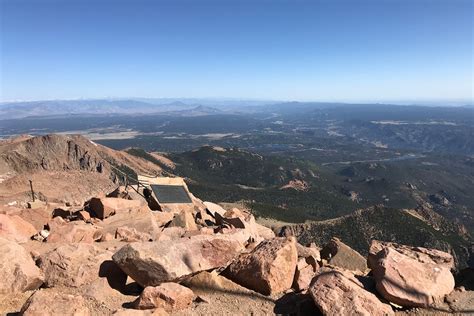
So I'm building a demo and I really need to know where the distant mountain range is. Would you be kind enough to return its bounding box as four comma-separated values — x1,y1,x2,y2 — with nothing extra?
1,98,472,119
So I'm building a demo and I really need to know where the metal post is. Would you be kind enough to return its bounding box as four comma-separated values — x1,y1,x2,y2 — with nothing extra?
29,180,35,202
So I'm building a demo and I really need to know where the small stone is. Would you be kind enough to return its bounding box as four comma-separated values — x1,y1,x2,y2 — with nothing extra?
133,283,194,312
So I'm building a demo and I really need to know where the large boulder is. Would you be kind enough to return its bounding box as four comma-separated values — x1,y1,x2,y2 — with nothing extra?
320,237,367,272
133,282,194,311
0,213,37,243
368,240,455,307
113,233,248,287
38,243,118,288
88,197,147,219
309,269,394,316
20,289,91,316
0,237,43,293
225,237,298,295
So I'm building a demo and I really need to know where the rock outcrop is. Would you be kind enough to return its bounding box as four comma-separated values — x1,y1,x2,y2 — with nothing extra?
225,236,298,295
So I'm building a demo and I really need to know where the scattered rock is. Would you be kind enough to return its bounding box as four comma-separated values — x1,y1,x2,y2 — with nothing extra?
255,222,275,240
296,242,321,263
46,221,99,243
101,207,160,240
368,240,455,307
0,205,51,231
133,282,194,311
182,270,248,293
113,308,168,315
320,237,367,272
157,226,186,241
203,201,226,217
113,233,247,287
153,211,175,227
195,209,215,226
0,213,37,243
77,210,91,222
0,237,43,293
20,289,91,315
88,197,147,219
293,257,318,291
169,210,198,231
309,269,394,315
225,236,298,295
116,226,152,242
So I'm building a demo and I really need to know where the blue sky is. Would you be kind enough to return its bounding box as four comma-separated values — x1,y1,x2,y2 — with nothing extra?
1,0,472,102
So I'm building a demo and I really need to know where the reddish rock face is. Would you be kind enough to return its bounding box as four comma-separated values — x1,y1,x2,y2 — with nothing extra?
309,269,394,316
225,236,298,295
20,289,91,316
320,237,367,272
0,237,44,293
38,243,117,288
112,233,247,287
0,213,37,243
133,283,194,311
368,240,455,307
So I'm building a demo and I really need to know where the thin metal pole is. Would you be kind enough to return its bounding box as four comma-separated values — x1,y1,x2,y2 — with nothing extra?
29,180,35,202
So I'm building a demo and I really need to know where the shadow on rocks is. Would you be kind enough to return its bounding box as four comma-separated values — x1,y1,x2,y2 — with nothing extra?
274,292,321,316
99,260,142,295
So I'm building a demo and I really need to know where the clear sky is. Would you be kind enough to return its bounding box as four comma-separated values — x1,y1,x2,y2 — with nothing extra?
0,0,472,102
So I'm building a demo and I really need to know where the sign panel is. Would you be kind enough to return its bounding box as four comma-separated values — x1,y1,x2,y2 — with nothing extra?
150,184,193,204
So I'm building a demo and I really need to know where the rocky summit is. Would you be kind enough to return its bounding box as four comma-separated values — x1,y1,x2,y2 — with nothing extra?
0,134,472,315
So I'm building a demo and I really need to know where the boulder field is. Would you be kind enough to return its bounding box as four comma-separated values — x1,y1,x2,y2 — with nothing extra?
0,189,471,315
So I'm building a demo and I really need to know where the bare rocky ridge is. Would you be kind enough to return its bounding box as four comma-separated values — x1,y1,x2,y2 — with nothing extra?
0,134,472,315
0,134,165,205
